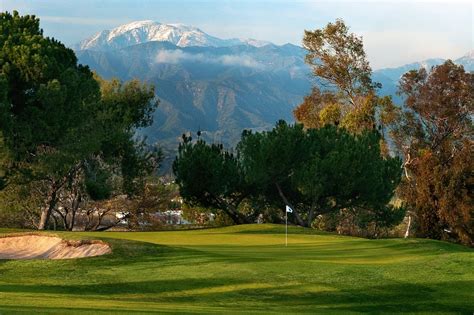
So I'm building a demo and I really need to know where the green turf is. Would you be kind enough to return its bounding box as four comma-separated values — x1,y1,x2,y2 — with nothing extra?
0,224,472,314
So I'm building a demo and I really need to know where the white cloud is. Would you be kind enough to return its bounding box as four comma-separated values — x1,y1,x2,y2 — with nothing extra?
155,50,197,63
219,55,262,68
154,50,263,69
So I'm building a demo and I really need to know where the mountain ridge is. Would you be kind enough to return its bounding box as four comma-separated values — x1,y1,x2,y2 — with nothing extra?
75,20,272,51
73,22,473,173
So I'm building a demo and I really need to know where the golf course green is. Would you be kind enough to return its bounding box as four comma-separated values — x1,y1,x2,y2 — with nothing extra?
0,224,472,314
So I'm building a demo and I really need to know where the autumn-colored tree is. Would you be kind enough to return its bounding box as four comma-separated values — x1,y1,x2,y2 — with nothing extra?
387,61,473,245
294,19,391,136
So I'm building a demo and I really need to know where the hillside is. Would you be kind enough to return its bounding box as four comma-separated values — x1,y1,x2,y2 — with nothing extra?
76,41,311,164
0,224,473,313
74,21,474,171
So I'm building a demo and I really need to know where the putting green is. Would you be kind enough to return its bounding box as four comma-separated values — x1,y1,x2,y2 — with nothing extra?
0,224,472,314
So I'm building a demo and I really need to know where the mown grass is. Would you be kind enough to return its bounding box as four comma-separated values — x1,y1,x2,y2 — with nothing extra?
0,224,472,314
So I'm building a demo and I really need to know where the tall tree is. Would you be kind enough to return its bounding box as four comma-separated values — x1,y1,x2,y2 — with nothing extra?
237,121,308,226
294,19,391,138
46,76,160,231
0,11,102,229
387,61,473,245
0,11,160,230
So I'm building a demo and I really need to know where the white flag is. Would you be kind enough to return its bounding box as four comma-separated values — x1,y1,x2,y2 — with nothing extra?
286,205,293,213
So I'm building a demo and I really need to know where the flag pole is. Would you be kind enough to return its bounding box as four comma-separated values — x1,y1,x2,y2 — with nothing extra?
285,207,288,247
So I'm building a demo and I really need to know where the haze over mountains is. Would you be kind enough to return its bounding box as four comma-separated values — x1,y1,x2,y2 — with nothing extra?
75,21,310,152
73,21,473,168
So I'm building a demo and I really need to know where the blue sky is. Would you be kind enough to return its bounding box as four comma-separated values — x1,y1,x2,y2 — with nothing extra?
1,0,472,68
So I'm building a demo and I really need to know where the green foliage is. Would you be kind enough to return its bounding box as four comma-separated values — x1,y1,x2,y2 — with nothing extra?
0,11,100,162
238,121,403,229
95,75,157,131
0,132,10,190
94,75,161,198
238,120,307,190
0,11,104,229
0,11,101,179
0,180,45,228
175,121,403,232
84,160,113,201
291,19,403,234
0,11,160,229
173,139,251,224
175,120,404,232
302,126,398,208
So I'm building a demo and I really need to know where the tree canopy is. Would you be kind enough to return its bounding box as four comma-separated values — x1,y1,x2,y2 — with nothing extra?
386,60,473,245
0,11,160,230
174,122,403,231
238,122,403,228
295,19,392,142
173,137,251,224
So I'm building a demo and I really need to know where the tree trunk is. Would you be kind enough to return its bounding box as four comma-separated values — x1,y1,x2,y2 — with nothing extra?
68,192,81,231
404,214,412,238
55,208,68,230
275,183,306,227
51,213,58,231
225,204,250,224
69,208,77,231
212,195,250,225
38,182,59,230
307,207,315,228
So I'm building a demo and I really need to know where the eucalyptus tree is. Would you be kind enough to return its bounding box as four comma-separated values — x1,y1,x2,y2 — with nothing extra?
386,61,473,245
294,19,392,146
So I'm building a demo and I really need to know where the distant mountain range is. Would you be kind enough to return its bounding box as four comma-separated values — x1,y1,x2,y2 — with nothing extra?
75,20,271,51
73,21,473,171
373,54,473,103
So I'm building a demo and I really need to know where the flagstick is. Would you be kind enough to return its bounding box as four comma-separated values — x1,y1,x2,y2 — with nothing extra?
285,207,288,247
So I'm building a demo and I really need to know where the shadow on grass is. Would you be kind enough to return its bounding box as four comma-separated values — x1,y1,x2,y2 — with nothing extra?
0,277,246,295
0,278,472,313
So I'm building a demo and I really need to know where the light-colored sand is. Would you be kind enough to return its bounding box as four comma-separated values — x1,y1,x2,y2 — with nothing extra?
0,235,111,260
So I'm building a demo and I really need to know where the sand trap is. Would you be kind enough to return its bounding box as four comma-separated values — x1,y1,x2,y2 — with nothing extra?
0,234,111,260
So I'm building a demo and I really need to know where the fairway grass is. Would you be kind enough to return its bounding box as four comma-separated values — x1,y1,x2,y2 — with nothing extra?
0,224,472,314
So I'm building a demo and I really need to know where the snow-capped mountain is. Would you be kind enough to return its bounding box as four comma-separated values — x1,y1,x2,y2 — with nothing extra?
375,51,474,82
455,50,474,71
75,20,271,51
374,58,446,82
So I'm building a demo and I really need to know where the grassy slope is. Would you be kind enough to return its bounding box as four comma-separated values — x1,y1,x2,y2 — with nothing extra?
0,224,472,314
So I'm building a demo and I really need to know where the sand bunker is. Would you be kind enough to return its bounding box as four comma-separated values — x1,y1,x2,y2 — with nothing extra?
0,234,111,260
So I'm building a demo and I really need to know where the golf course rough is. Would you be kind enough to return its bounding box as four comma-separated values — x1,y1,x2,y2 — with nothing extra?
0,224,472,314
